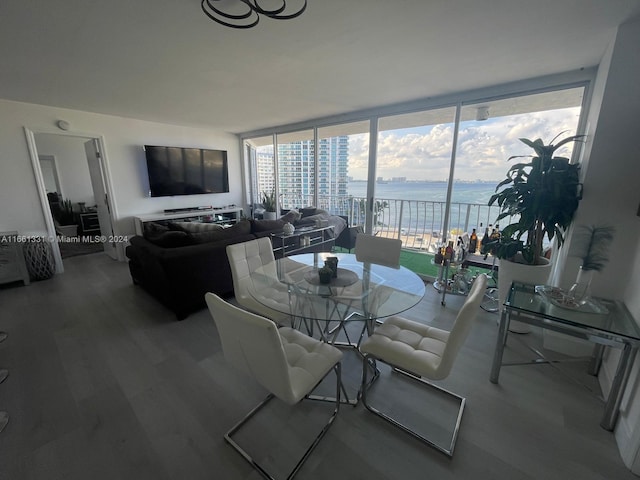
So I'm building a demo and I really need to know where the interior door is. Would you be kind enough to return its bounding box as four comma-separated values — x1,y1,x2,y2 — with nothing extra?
84,139,117,260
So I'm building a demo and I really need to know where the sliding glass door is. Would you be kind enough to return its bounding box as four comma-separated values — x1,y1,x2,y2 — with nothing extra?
241,76,589,277
450,87,585,245
275,129,314,211
375,107,457,250
317,121,370,224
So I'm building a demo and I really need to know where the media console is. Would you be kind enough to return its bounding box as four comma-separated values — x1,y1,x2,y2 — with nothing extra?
133,207,243,235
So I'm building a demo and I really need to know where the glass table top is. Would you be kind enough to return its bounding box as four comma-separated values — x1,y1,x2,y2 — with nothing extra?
249,252,426,322
506,282,640,345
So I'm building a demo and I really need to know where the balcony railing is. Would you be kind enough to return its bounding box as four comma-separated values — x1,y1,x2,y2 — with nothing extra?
278,193,505,252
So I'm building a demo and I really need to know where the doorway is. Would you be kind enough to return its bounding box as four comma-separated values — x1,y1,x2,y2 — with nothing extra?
25,129,118,272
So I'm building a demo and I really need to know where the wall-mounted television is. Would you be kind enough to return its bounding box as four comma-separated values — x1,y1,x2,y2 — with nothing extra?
144,145,229,197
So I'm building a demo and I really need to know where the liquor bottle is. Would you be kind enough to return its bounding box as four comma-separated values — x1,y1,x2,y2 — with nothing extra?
477,222,484,252
490,224,500,241
456,236,465,262
445,241,454,262
434,245,444,265
482,224,491,254
469,228,478,253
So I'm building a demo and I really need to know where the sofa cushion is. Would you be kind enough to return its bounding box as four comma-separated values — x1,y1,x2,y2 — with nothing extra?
188,219,252,244
251,218,285,233
169,221,224,233
143,221,170,237
145,230,195,248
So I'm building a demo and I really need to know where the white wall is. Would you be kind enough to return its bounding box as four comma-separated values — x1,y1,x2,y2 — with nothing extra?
566,17,640,301
572,16,640,473
0,99,242,242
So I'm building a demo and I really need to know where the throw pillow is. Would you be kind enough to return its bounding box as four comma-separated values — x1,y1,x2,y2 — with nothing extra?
189,219,252,243
294,212,329,226
280,209,301,224
300,207,317,218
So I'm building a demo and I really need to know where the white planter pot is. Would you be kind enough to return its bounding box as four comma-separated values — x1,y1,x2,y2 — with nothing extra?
498,253,552,333
263,212,277,220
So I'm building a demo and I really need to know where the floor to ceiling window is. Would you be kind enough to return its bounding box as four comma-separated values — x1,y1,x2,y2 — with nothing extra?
450,87,584,246
241,73,589,275
275,130,314,211
317,121,370,222
245,135,274,216
374,107,457,250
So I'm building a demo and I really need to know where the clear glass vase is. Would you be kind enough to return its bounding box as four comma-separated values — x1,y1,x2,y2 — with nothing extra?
567,266,594,305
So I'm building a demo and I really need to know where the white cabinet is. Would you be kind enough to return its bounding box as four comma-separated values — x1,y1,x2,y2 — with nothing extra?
134,207,243,235
0,232,30,286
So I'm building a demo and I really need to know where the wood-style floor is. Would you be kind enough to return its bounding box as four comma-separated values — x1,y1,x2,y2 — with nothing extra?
0,253,634,480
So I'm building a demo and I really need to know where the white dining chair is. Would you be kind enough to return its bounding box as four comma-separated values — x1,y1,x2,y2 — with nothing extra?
226,237,294,325
359,274,487,457
205,293,342,480
332,233,402,343
355,234,402,268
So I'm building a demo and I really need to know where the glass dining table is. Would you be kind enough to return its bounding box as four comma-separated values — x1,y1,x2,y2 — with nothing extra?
248,252,426,403
249,252,425,339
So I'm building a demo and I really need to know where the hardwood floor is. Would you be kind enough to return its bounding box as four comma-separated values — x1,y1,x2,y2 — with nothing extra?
0,253,634,479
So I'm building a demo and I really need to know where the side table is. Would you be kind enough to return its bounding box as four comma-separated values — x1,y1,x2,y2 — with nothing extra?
0,232,30,286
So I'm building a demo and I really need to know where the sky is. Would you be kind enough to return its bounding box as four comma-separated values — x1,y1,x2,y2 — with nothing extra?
346,106,582,182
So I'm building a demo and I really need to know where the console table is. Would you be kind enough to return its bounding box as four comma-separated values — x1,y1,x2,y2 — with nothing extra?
134,207,243,235
271,225,335,258
490,281,640,431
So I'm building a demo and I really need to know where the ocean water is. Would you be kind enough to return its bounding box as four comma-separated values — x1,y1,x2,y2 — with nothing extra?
347,180,497,204
345,181,502,234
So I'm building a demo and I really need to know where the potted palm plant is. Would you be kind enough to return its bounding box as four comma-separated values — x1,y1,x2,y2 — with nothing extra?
487,132,584,330
261,190,277,220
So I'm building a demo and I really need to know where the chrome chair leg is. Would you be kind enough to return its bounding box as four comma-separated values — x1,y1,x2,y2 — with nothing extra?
224,363,341,480
361,353,465,457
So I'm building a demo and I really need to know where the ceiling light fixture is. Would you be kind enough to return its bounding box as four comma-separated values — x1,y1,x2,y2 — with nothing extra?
201,0,307,29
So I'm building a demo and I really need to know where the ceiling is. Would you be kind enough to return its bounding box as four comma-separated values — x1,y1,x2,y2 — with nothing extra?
1,0,639,134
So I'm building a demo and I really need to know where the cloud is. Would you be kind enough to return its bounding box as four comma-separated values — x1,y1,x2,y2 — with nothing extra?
345,106,580,181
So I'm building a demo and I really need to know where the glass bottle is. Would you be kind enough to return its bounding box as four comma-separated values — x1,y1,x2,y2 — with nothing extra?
469,228,478,253
445,241,454,262
482,225,491,254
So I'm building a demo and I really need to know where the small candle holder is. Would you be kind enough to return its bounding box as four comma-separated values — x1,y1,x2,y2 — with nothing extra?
318,266,333,284
325,257,339,278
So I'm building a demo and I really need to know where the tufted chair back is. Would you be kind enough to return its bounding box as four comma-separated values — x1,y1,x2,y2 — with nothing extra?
226,237,293,323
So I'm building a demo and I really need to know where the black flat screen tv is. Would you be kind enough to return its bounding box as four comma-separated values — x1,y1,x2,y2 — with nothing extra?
144,145,229,197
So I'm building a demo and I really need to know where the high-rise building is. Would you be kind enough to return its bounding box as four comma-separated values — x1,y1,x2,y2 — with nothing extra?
255,136,349,210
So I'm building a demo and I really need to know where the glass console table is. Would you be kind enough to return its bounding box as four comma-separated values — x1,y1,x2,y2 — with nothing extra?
490,281,640,431
271,225,335,258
